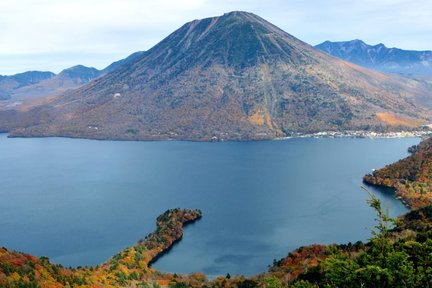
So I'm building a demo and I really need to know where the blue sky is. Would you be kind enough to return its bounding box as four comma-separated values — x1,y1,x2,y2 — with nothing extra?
1,0,431,75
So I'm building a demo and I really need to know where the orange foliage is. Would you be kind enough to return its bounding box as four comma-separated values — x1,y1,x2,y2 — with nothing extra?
248,108,266,125
376,112,422,127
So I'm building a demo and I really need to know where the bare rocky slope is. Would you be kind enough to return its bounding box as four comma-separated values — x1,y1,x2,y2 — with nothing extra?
4,11,432,140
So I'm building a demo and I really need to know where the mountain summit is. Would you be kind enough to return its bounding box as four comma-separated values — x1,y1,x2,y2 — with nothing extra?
7,12,432,140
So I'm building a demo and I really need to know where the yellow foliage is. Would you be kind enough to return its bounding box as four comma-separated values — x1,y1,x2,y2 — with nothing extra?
10,272,21,282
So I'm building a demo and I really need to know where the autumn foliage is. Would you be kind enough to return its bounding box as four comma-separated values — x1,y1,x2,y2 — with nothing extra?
0,208,202,288
364,137,432,209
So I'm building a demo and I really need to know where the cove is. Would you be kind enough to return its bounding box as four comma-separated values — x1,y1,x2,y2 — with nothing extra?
0,134,417,276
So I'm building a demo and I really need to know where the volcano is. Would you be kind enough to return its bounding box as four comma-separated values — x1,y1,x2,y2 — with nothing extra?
8,11,432,140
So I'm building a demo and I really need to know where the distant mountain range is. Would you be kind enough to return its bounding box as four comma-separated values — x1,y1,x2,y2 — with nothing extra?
7,65,103,102
0,71,54,100
2,11,431,141
0,52,145,103
315,40,432,76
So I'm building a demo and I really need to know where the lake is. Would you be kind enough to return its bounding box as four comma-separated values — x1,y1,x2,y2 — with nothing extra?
0,134,417,276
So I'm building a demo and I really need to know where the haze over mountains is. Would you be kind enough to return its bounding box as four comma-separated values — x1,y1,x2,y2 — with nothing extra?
316,40,432,76
1,11,432,140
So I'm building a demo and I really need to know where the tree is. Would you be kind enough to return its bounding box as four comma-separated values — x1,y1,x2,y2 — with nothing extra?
362,186,395,258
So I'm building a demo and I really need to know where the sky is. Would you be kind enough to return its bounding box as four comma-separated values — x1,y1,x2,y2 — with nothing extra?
1,0,431,75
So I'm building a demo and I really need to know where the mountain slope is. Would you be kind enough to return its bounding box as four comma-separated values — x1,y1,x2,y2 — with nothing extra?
7,11,432,140
316,40,432,76
102,51,146,74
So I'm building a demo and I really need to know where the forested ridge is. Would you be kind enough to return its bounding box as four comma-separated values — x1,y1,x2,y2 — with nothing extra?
364,137,432,209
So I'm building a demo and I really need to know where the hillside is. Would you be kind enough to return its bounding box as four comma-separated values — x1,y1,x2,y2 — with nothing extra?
316,40,432,76
364,137,432,209
3,11,432,141
102,51,146,74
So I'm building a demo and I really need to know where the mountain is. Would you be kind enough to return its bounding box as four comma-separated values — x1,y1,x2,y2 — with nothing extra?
2,71,55,86
7,65,103,102
0,52,148,105
4,11,432,140
315,40,432,76
0,71,55,100
58,65,102,83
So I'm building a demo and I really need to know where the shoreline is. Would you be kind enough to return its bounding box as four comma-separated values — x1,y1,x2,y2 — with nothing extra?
2,129,431,143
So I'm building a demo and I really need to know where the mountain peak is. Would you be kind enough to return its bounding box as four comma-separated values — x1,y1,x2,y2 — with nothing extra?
223,10,250,15
222,10,252,17
220,11,261,21
140,10,308,71
349,39,365,44
59,65,101,79
186,11,257,27
6,13,431,140
61,65,97,73
373,43,387,50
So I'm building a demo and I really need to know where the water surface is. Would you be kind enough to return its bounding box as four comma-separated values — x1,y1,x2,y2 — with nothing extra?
0,134,417,276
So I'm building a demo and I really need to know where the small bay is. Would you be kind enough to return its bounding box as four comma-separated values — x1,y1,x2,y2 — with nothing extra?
0,134,417,276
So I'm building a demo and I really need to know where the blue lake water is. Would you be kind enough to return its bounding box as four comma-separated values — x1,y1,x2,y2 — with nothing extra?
0,134,418,276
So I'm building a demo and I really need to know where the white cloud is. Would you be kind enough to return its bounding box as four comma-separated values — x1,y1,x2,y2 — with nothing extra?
0,0,431,74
